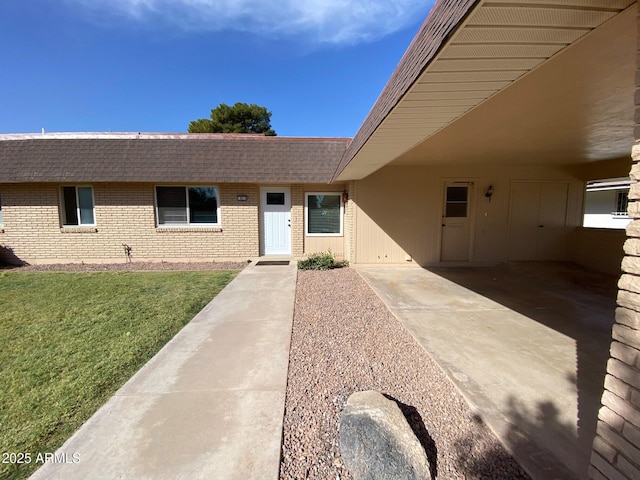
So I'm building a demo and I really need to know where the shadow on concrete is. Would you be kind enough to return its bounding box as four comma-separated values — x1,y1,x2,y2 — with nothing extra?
384,394,438,479
452,397,579,479
429,262,616,478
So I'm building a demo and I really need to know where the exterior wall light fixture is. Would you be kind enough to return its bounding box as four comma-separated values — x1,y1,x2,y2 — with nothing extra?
485,185,494,202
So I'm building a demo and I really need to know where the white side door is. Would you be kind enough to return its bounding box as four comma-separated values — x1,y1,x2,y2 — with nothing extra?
261,187,291,256
441,183,472,262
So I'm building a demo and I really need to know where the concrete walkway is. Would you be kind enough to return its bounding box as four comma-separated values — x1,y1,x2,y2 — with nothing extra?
30,261,297,480
357,262,617,480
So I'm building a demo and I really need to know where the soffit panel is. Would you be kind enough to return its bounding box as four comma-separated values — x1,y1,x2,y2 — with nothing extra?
337,0,635,181
455,27,589,44
392,4,636,167
418,71,529,82
373,127,440,135
470,7,617,27
402,98,482,107
404,91,494,100
411,81,512,92
394,106,471,116
429,58,543,71
441,44,564,58
487,0,631,6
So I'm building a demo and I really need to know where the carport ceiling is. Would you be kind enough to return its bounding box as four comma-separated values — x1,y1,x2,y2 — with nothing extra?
335,0,636,180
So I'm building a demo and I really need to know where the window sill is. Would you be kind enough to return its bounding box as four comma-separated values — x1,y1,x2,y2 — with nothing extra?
156,227,223,233
60,227,98,233
306,233,343,237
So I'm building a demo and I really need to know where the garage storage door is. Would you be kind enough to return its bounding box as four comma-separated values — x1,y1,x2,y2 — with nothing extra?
508,181,568,261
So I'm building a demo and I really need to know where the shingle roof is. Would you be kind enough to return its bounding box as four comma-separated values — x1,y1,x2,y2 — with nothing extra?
0,134,351,184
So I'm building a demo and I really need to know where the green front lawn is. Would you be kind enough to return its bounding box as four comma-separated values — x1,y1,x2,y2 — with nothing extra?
0,270,239,480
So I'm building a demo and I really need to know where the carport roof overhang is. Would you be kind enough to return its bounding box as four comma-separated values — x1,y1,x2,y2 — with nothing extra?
333,0,637,182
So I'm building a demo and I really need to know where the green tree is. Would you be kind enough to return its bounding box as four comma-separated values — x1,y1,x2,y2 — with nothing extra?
188,102,277,136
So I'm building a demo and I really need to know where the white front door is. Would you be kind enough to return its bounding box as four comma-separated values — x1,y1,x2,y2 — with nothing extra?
261,187,291,256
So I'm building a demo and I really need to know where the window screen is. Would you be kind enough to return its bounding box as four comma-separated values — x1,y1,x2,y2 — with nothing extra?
307,194,341,234
156,186,219,225
77,187,95,224
157,186,188,224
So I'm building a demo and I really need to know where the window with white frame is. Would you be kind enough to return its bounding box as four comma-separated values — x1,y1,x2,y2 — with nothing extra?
156,186,220,226
305,192,343,236
583,178,633,229
60,186,95,226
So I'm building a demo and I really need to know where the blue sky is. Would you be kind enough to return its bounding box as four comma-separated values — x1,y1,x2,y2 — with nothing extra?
0,0,435,137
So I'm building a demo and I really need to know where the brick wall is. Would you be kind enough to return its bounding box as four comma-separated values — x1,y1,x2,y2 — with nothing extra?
0,183,260,264
344,181,356,263
589,7,640,479
291,184,305,257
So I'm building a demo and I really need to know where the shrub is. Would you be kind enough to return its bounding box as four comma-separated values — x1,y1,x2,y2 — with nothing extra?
297,250,349,270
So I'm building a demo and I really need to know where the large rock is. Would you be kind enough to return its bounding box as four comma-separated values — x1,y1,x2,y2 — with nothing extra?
339,390,432,480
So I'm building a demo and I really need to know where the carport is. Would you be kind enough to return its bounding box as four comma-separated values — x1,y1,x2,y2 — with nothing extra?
335,1,635,271
357,262,617,479
333,0,640,480
332,3,638,478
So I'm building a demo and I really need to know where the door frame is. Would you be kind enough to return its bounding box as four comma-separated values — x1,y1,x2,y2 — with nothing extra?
260,186,292,256
439,179,476,262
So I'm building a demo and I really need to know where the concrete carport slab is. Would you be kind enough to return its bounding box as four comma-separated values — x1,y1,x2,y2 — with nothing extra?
356,262,617,480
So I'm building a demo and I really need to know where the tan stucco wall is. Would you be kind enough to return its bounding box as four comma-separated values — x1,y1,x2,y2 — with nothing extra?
568,228,626,275
351,164,585,265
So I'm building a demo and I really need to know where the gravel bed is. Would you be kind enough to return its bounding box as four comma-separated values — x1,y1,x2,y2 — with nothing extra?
1,261,249,272
280,268,530,480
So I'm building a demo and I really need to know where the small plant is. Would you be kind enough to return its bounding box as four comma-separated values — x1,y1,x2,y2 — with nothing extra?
297,250,349,270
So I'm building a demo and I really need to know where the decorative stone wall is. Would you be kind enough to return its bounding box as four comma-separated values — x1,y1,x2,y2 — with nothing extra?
589,9,640,478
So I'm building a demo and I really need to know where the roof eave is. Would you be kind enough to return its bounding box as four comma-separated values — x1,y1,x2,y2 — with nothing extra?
332,0,480,181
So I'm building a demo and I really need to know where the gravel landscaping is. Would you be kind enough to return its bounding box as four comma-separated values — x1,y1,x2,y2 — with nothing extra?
3,260,531,478
280,268,530,480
